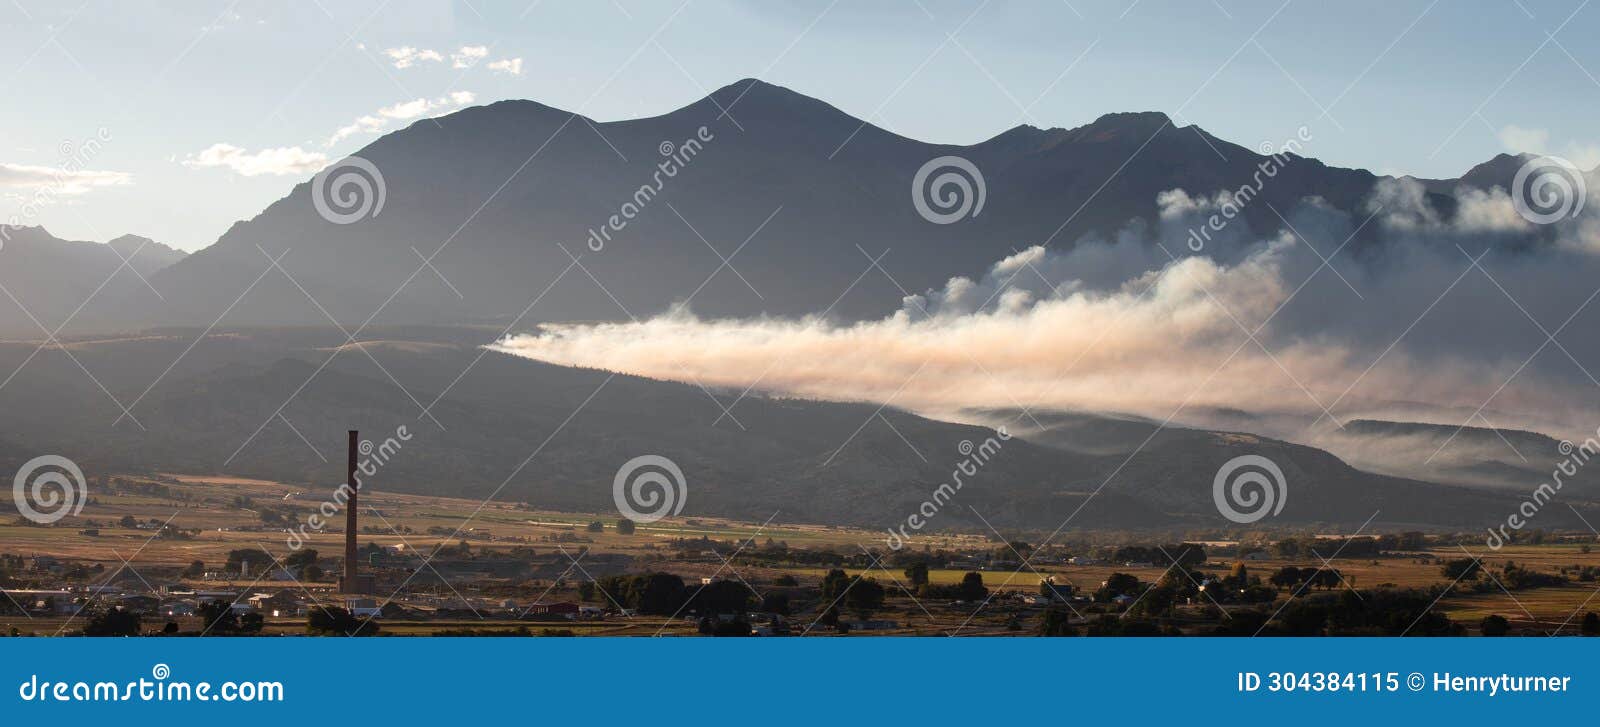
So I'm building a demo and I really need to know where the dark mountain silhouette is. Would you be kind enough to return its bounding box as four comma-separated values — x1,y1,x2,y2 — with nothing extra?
61,79,1527,336
0,226,183,335
1323,419,1599,494
0,327,1563,531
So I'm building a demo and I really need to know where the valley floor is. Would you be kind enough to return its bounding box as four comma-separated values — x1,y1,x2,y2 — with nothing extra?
3,472,1598,637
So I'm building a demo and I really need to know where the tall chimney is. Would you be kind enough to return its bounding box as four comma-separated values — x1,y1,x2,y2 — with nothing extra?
343,429,360,592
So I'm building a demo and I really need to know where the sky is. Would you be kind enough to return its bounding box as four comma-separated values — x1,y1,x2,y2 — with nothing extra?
3,0,1600,252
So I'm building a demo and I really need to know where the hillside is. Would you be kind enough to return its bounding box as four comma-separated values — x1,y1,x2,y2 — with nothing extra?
0,326,1557,531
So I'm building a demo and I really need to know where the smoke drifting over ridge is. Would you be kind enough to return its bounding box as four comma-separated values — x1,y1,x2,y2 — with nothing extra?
497,176,1600,459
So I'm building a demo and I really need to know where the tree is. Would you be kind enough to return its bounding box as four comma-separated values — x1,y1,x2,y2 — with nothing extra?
119,515,138,528
1480,614,1511,637
904,561,930,587
1229,561,1250,587
597,572,689,615
1037,607,1077,636
1270,566,1303,590
83,606,141,636
1440,558,1482,581
634,573,688,614
820,569,852,601
958,571,987,601
307,606,379,636
586,520,604,533
182,560,205,578
303,564,324,581
760,592,791,615
1097,572,1141,600
845,577,885,615
1310,568,1344,590
690,580,753,615
285,549,319,568
197,601,239,635
995,541,1033,561
1582,612,1600,636
225,548,274,573
616,518,636,535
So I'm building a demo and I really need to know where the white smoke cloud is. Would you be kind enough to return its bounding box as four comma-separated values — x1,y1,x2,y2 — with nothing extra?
496,181,1600,466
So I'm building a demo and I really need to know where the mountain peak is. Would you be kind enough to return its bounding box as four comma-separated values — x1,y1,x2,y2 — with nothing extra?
1087,111,1176,132
1457,152,1536,191
703,77,845,119
106,233,186,262
0,224,50,240
712,77,802,101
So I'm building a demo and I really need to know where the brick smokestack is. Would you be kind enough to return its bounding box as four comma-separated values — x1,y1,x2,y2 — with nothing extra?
344,429,359,591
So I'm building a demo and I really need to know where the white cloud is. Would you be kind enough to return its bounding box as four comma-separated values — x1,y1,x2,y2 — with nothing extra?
384,46,444,69
1498,124,1549,154
181,144,329,177
451,45,488,69
326,92,477,146
0,162,131,194
486,57,523,75
1498,124,1600,170
379,98,434,120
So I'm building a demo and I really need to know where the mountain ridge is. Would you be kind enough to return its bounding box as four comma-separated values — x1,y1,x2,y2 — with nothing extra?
19,78,1570,340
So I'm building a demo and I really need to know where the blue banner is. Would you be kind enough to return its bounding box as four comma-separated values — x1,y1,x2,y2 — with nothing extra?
3,638,1591,721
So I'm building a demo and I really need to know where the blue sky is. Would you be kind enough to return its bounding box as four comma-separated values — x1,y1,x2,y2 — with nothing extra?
3,0,1599,251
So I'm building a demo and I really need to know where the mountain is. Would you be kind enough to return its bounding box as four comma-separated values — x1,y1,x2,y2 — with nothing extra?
1317,419,1598,494
66,78,1522,336
0,326,1566,531
0,226,184,335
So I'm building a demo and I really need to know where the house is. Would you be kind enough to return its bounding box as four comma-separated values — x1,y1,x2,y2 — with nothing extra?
193,590,239,603
3,589,75,614
248,591,301,614
344,597,381,618
1039,581,1075,603
116,594,161,613
524,602,580,618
